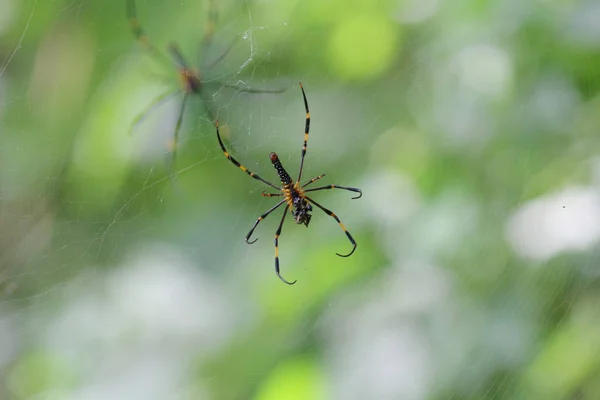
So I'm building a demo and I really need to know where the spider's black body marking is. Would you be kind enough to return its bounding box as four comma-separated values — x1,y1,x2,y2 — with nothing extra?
216,83,363,285
270,152,313,227
270,152,292,186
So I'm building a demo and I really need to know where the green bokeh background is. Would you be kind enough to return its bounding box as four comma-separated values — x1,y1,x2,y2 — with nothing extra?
1,0,600,399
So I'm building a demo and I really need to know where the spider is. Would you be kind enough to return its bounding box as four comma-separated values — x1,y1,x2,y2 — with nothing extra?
126,0,284,172
215,82,362,285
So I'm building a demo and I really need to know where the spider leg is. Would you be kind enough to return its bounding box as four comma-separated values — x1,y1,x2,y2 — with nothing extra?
274,206,296,285
297,82,310,182
126,0,173,68
165,92,190,177
215,120,281,190
130,90,180,135
205,36,239,71
262,190,283,197
220,83,287,94
245,199,285,244
168,43,191,70
199,0,219,65
305,196,357,257
304,185,362,199
141,69,173,84
301,174,326,188
199,93,216,123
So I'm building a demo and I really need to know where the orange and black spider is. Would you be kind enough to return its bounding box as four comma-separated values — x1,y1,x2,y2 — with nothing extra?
126,0,283,171
215,83,362,285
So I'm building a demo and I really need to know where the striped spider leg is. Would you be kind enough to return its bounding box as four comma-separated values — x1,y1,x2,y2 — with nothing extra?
215,83,362,285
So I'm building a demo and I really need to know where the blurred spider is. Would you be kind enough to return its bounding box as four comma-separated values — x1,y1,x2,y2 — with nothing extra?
215,83,362,285
126,0,284,172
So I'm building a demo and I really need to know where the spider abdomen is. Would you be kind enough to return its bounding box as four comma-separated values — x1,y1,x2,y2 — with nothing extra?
270,152,293,185
288,185,312,226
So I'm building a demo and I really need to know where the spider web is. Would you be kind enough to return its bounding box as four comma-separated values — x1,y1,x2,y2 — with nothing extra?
2,0,600,399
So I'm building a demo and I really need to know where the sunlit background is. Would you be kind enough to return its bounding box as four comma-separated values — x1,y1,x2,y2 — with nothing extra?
1,0,600,398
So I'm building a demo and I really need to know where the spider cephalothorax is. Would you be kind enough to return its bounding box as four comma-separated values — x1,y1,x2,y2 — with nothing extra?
168,44,203,95
216,83,362,285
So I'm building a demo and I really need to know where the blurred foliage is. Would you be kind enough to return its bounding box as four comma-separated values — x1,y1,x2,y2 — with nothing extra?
1,0,600,399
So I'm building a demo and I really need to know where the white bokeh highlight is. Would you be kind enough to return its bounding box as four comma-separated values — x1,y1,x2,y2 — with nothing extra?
506,186,600,261
454,44,512,99
0,0,16,36
35,244,239,400
363,169,421,226
395,0,440,24
567,0,600,46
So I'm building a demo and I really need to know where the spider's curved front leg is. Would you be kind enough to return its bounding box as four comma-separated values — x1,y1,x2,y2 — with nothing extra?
304,184,362,199
245,199,286,244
